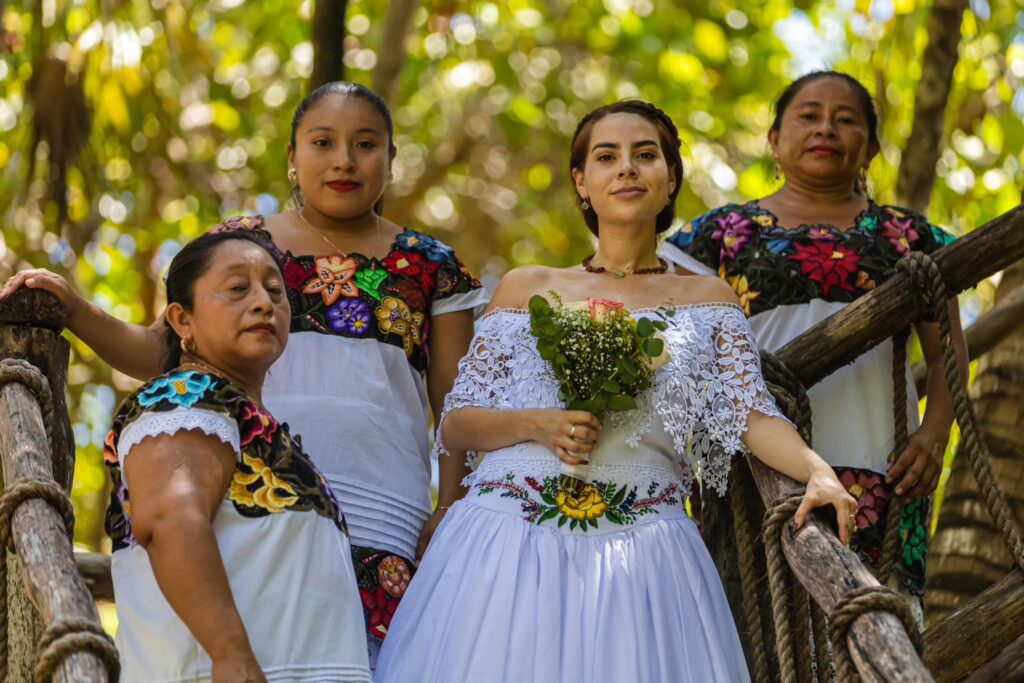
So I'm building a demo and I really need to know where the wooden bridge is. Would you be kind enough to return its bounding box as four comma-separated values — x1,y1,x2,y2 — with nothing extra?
0,204,1022,681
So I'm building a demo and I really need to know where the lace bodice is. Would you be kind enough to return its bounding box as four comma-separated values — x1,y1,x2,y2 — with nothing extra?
437,303,787,496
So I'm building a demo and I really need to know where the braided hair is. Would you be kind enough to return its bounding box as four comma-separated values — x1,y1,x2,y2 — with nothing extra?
569,100,684,236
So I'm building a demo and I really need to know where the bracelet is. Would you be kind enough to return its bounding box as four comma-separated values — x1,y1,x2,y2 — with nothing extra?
436,504,451,512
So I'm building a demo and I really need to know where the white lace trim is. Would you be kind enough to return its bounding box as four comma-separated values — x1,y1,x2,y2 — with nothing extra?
117,408,241,464
438,305,789,496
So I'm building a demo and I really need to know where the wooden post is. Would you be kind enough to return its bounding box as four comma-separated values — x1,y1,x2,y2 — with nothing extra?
0,290,110,681
748,458,934,682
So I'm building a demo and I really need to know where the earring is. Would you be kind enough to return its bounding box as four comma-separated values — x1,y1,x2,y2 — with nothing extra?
666,197,672,206
288,168,297,182
580,199,590,211
180,338,196,354
773,156,781,183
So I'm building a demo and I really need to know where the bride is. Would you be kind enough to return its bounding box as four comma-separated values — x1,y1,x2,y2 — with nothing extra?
375,101,857,683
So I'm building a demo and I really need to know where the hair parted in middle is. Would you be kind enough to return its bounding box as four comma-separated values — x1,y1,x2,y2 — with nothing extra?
569,100,684,237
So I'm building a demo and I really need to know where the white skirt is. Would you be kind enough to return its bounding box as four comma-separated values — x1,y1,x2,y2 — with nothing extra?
375,499,750,683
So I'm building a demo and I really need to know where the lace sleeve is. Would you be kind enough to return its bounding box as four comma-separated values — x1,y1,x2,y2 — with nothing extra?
688,305,790,496
117,406,241,475
433,312,516,462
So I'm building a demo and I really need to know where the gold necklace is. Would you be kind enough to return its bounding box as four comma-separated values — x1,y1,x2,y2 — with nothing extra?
297,209,381,257
180,357,230,382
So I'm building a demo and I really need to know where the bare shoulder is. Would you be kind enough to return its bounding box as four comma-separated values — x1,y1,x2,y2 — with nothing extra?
671,274,740,307
486,266,561,311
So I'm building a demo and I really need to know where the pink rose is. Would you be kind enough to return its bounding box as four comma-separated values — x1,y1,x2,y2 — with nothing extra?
587,298,624,322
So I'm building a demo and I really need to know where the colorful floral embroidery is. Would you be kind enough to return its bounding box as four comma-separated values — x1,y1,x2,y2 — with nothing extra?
476,474,680,532
302,255,360,305
352,545,416,641
836,465,927,595
212,217,482,374
105,370,346,552
328,298,372,336
137,370,214,409
376,296,425,357
667,201,955,315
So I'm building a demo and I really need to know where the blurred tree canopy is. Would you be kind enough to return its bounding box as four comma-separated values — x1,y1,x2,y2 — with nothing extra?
1,0,1022,550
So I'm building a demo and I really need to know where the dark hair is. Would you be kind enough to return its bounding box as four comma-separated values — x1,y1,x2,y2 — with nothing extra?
162,231,285,372
569,100,684,236
770,70,880,148
289,81,395,214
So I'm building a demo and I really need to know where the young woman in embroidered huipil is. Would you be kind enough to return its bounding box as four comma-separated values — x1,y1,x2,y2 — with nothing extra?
661,72,968,619
104,231,370,682
0,82,486,667
375,101,857,683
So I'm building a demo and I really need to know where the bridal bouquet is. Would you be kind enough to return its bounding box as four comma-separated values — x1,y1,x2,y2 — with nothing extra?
528,292,671,495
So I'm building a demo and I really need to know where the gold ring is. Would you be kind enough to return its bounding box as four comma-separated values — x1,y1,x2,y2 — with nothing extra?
570,425,578,440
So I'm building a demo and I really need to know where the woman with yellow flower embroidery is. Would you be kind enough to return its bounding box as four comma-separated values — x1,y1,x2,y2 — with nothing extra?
378,101,856,683
661,71,968,620
103,231,370,682
0,82,487,669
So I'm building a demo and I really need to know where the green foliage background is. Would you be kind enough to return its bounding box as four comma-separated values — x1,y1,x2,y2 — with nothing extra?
1,0,1022,551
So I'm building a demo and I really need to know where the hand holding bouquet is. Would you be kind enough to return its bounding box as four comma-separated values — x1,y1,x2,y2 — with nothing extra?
528,292,671,494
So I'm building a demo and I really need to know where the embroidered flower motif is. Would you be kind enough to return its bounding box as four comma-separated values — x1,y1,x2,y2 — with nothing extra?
383,251,440,294
103,430,118,465
752,213,774,228
838,468,889,531
302,255,360,305
671,226,698,249
282,260,313,291
240,403,278,446
858,213,880,232
711,211,756,261
328,298,372,336
881,209,920,254
556,484,609,522
377,556,413,598
229,452,299,513
138,370,214,409
789,241,861,297
396,231,455,262
360,586,399,639
718,264,760,316
856,270,877,291
807,226,835,241
764,238,792,254
930,224,956,247
376,296,425,356
352,268,388,301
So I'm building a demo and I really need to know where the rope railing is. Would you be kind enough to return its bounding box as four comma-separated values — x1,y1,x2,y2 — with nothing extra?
0,304,119,682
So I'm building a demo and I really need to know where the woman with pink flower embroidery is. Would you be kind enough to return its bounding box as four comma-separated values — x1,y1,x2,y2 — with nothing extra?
661,71,968,619
103,231,370,681
0,82,487,669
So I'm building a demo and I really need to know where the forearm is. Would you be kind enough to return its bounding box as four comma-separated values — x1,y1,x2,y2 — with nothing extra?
441,407,541,454
741,412,833,484
69,299,166,379
145,511,253,662
436,448,470,507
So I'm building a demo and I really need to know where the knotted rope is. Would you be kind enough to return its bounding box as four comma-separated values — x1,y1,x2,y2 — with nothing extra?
828,586,923,682
0,359,119,682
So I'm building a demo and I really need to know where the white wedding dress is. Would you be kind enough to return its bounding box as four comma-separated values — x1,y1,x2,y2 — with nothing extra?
376,303,786,683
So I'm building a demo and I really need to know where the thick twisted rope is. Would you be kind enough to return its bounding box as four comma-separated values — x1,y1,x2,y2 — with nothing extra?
897,252,1024,571
0,360,119,682
730,463,774,683
878,329,910,586
828,586,923,682
762,493,805,682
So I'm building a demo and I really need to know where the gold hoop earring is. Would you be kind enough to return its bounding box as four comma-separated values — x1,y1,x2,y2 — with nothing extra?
580,199,590,211
288,168,297,182
180,338,196,354
858,167,869,196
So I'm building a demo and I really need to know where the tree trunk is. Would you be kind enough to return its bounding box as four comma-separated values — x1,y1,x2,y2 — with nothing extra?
926,261,1024,624
895,0,968,212
310,0,347,92
372,0,421,106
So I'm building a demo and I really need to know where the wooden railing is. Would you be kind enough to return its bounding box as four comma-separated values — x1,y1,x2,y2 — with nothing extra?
0,290,116,682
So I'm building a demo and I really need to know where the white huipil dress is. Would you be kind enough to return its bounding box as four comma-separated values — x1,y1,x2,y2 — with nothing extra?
376,303,790,683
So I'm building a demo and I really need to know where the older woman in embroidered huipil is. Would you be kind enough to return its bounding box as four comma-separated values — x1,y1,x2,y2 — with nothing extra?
376,101,856,683
105,231,370,682
662,71,968,619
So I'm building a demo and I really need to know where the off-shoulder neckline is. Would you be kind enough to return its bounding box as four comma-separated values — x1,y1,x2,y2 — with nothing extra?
480,301,745,321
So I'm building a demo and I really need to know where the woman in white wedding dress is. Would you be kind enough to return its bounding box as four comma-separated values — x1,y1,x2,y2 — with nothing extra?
375,101,857,683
